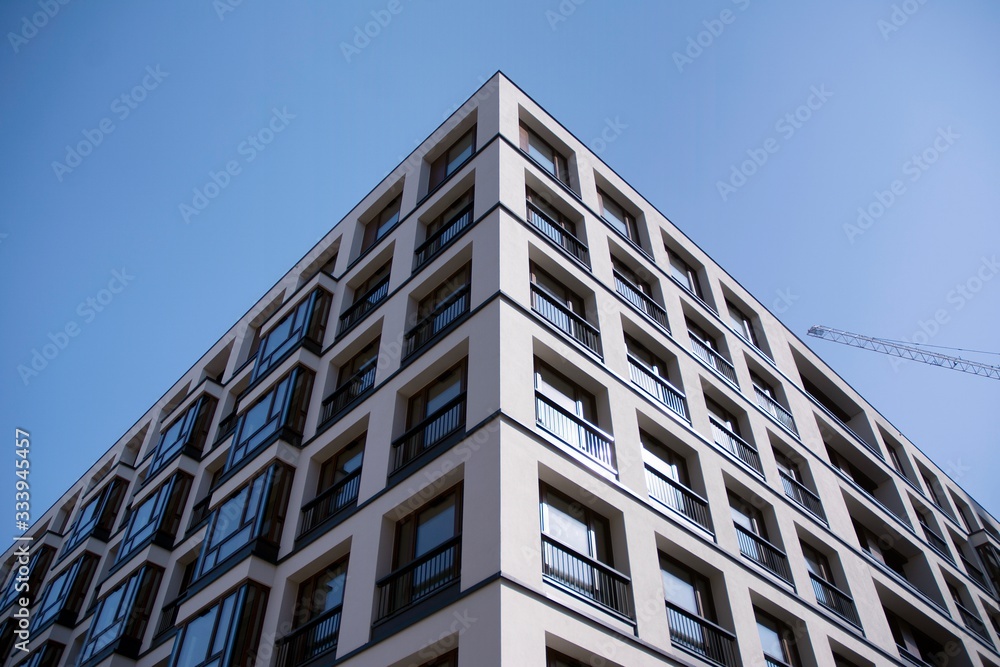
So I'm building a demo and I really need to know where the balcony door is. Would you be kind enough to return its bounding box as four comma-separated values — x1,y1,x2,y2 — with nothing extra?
661,557,716,650
394,487,462,599
408,363,466,430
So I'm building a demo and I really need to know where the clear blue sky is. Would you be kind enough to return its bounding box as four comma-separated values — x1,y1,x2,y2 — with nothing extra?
3,1,998,522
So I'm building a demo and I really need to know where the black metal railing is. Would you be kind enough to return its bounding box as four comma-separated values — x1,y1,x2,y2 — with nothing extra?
809,573,861,628
541,535,632,619
376,535,461,621
957,603,993,644
274,605,342,667
664,601,739,667
922,525,955,563
319,360,377,427
390,393,466,473
753,386,798,435
779,471,826,522
645,465,712,532
689,334,739,387
338,275,390,334
414,204,473,269
154,598,181,639
403,285,471,359
709,417,762,473
734,524,792,584
960,554,993,593
526,201,590,267
628,356,688,421
898,645,934,667
535,393,615,472
530,285,602,355
299,469,362,536
764,656,793,667
213,410,238,445
613,270,670,332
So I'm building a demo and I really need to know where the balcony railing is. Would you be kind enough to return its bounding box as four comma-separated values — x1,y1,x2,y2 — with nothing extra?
154,598,181,640
628,356,688,421
779,471,826,522
390,393,466,473
689,334,739,387
753,386,798,435
645,465,712,532
413,203,473,269
530,285,602,355
734,524,792,584
764,657,793,667
898,645,935,667
376,535,461,621
299,469,362,536
338,275,390,335
274,605,342,667
535,393,615,472
809,573,861,628
956,603,993,645
318,359,377,427
541,535,632,619
921,525,955,564
960,554,993,594
403,285,471,360
664,601,738,667
613,270,670,332
213,410,238,446
526,201,590,267
709,417,762,474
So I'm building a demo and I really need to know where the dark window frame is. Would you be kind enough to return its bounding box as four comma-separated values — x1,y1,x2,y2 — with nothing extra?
150,396,218,475
228,366,315,470
429,128,476,191
252,288,331,381
117,472,192,562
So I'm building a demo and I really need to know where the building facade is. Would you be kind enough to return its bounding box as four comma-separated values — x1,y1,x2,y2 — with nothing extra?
3,72,1000,667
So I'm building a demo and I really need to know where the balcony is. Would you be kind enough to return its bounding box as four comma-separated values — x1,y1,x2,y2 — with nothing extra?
299,469,362,537
376,535,461,621
390,393,466,473
645,465,712,532
753,386,798,435
665,601,738,667
337,274,390,335
628,355,688,422
526,201,590,267
413,203,473,270
403,284,471,360
709,417,762,474
530,285,602,356
535,393,615,472
541,535,632,620
779,471,826,523
318,359,377,428
153,598,180,641
213,410,238,446
956,603,993,645
809,573,861,629
734,524,792,584
960,554,994,595
613,270,669,332
764,657,793,667
922,525,955,564
275,605,341,667
898,645,935,667
689,334,739,387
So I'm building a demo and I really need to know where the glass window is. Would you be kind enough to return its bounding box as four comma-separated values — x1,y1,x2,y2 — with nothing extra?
598,189,639,243
296,558,348,626
668,249,703,298
661,556,715,620
727,301,760,347
18,642,64,667
34,553,99,629
526,188,578,236
801,542,832,581
426,188,474,237
0,545,53,611
706,399,740,436
361,195,402,252
395,487,462,568
253,289,331,381
117,473,192,562
625,336,668,378
62,478,127,554
540,485,611,565
520,123,570,185
407,363,466,427
729,493,767,538
79,565,162,662
530,264,585,315
197,463,292,578
612,258,652,296
169,582,268,667
228,367,314,469
416,266,471,321
756,611,801,666
641,432,690,486
429,128,475,190
150,396,218,474
534,362,597,423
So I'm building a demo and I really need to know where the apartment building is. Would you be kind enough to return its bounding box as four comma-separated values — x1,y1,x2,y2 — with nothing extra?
3,72,1000,667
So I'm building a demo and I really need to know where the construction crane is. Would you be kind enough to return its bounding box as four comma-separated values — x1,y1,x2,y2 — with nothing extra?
806,325,1000,381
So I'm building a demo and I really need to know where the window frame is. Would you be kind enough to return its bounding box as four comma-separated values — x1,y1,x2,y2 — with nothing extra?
406,361,467,430
598,189,640,244
429,128,476,191
361,194,402,253
168,581,269,667
33,552,99,629
62,478,127,554
539,484,613,566
228,366,315,470
252,288,331,381
78,564,162,663
150,396,218,475
117,472,192,562
520,123,571,186
393,484,463,570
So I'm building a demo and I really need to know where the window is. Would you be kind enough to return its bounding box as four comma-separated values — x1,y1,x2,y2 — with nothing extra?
530,264,601,355
921,472,945,508
526,188,579,237
540,485,611,565
727,301,761,348
661,556,738,666
394,488,461,574
62,478,127,554
707,399,742,438
886,443,907,477
668,249,704,299
405,265,472,358
613,259,652,297
321,338,380,425
197,463,292,578
598,189,639,244
885,610,946,665
416,188,474,267
429,128,475,190
150,396,218,474
531,264,585,314
853,520,908,577
415,266,471,322
406,363,466,431
283,558,348,663
391,362,468,473
643,433,690,487
520,123,570,185
338,262,391,334
756,610,802,667
302,435,365,531
17,642,64,667
361,195,401,253
731,493,791,582
662,556,716,620
535,361,597,424
730,493,768,540
33,553,99,630
169,582,268,667
0,545,53,610
117,473,191,562
252,289,331,381
228,366,314,469
78,564,162,663
547,650,589,667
